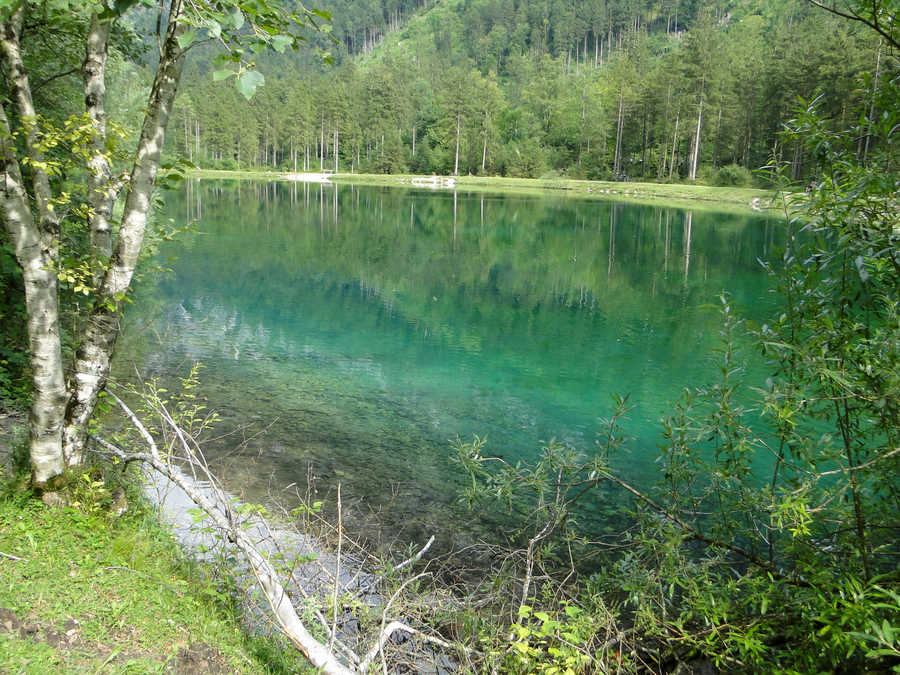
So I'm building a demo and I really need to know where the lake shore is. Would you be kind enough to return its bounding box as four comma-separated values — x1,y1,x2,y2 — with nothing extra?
184,168,777,214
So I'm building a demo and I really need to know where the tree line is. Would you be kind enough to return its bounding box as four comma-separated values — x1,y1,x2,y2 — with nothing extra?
171,0,885,183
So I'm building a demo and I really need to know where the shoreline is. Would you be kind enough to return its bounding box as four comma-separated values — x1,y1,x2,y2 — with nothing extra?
183,168,777,214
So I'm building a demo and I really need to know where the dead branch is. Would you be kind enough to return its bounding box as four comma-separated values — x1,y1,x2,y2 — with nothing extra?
92,388,464,674
359,572,429,673
393,535,435,572
92,390,354,675
805,1,899,51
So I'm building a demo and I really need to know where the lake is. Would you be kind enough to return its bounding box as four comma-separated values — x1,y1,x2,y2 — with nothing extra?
116,179,781,553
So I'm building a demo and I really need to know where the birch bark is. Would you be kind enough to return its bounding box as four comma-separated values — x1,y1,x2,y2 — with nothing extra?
63,2,188,463
689,99,703,181
0,6,68,485
0,106,67,485
83,14,116,288
454,113,460,176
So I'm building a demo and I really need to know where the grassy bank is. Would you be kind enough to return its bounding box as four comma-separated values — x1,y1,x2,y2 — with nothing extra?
0,449,310,673
184,169,776,214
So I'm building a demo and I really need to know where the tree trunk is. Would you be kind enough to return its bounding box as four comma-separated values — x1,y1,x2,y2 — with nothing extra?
711,106,722,168
83,14,116,288
689,99,702,181
613,89,625,176
1,7,68,485
862,41,882,162
641,109,648,176
63,5,188,464
184,109,192,162
0,106,68,486
669,114,679,180
454,113,461,176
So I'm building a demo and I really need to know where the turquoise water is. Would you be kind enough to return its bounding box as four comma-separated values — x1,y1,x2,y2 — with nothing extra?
118,180,780,550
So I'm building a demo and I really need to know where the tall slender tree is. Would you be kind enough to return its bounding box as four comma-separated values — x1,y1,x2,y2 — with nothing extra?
1,0,318,487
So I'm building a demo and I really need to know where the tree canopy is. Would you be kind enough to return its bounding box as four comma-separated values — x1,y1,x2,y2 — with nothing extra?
172,0,891,183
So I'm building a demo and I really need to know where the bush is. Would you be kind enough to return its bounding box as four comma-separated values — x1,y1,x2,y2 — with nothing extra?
212,157,239,171
712,163,755,187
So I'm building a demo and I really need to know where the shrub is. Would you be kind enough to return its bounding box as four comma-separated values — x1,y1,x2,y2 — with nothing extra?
712,163,754,187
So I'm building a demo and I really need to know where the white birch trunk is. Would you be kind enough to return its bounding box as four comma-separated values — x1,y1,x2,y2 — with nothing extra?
613,90,625,175
669,114,680,180
83,14,116,288
0,106,67,485
63,3,188,464
0,7,68,485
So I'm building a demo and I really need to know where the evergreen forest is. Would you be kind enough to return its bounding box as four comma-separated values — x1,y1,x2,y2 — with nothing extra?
170,0,887,183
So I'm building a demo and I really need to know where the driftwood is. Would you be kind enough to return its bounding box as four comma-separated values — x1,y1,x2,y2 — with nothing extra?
91,389,461,674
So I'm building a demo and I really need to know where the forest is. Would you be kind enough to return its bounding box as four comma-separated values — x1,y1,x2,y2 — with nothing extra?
171,0,886,183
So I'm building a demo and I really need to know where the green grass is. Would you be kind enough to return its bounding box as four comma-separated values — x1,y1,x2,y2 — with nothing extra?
182,168,285,181
337,173,776,213
184,168,777,214
0,474,312,674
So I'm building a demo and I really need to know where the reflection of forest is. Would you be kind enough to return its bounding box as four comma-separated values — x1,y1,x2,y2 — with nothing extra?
145,180,780,460
176,180,778,342
118,180,781,550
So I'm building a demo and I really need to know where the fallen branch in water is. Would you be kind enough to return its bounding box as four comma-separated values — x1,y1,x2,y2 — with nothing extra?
91,387,466,673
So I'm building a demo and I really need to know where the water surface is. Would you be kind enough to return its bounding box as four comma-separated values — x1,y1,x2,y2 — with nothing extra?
118,180,780,550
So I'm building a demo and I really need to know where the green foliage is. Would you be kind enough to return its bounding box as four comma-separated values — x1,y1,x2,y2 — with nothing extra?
67,466,115,513
710,163,756,187
504,603,597,675
454,71,899,671
173,0,882,184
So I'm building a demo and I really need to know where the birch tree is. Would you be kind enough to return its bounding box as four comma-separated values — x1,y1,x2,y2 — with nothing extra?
0,0,321,488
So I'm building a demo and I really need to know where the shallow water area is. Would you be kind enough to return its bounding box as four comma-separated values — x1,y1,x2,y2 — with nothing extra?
116,180,781,555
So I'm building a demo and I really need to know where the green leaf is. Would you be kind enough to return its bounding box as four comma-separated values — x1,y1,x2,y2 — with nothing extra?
177,29,196,49
230,7,244,30
310,8,331,21
271,35,292,53
206,20,221,40
212,69,234,82
236,69,264,100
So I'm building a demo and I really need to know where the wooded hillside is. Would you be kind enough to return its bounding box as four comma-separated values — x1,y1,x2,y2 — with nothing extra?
170,0,888,182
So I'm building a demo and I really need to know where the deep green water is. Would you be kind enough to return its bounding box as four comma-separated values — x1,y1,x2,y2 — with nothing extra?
118,180,781,550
